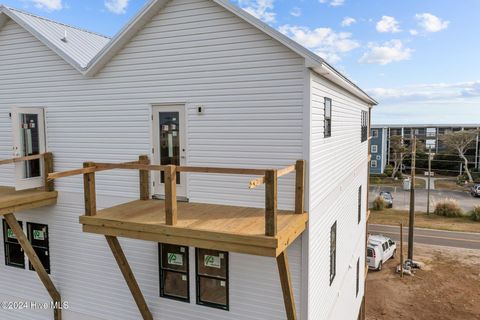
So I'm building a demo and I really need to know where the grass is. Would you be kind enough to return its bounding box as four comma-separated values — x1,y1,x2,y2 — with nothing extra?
369,209,480,233
370,176,426,188
434,179,471,192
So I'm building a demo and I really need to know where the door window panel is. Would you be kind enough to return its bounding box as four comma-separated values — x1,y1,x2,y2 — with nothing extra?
18,113,41,179
159,112,180,184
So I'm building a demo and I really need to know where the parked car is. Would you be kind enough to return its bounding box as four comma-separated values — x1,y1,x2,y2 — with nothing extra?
379,191,394,208
367,235,397,271
471,184,480,197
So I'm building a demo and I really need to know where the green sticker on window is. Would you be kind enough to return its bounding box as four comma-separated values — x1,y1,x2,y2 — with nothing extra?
7,228,16,239
168,253,183,266
33,229,45,241
204,255,221,269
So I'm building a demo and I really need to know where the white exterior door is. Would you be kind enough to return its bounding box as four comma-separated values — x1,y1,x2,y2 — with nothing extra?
11,108,46,190
152,106,187,198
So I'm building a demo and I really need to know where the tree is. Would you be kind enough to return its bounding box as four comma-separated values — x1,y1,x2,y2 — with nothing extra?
389,136,407,178
440,129,480,183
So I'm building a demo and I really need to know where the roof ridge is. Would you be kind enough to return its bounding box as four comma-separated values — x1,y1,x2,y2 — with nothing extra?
6,6,111,39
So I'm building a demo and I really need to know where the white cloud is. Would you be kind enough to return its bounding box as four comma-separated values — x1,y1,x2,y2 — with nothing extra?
376,16,401,33
415,13,449,33
330,0,345,6
238,0,276,23
104,0,129,15
359,40,413,65
27,0,63,11
341,17,356,27
290,7,302,17
409,29,418,36
278,24,360,63
368,81,480,102
318,0,345,7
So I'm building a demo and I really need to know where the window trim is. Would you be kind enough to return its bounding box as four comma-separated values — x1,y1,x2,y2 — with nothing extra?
159,244,190,303
324,97,332,138
358,186,362,224
356,258,360,297
371,160,378,168
26,222,50,274
372,129,378,138
371,145,378,153
2,219,25,269
330,221,337,285
195,248,229,311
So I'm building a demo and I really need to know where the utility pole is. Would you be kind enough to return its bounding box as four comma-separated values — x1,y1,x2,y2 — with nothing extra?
427,146,432,215
407,134,416,261
400,223,404,278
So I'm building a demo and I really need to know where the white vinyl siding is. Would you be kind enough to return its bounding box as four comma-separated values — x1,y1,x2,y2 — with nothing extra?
0,0,305,319
308,71,369,320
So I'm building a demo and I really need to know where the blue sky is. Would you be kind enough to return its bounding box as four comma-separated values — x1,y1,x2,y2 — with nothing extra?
1,0,479,124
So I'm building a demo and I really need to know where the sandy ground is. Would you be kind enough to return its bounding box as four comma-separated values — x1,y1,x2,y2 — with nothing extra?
366,244,480,320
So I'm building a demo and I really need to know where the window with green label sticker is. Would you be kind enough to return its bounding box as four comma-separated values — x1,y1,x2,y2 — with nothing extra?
27,223,50,274
196,248,229,310
3,219,25,269
159,244,189,302
7,228,16,240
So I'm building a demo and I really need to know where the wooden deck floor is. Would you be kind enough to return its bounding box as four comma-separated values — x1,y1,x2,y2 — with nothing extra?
0,186,58,215
80,200,308,257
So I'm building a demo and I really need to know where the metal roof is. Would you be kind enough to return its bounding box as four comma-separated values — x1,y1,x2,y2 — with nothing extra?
0,6,110,69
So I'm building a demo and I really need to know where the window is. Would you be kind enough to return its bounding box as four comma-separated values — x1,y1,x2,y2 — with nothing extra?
426,139,436,149
27,223,50,273
330,222,337,285
3,220,25,269
371,145,378,153
361,111,368,142
159,244,189,302
358,186,362,223
196,249,228,310
372,130,378,138
356,258,360,297
426,128,437,137
324,98,332,138
371,160,378,168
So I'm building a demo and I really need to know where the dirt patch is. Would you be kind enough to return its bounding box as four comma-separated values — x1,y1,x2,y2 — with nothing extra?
366,244,480,320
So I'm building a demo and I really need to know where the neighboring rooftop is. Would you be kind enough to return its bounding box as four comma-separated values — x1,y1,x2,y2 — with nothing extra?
372,124,480,128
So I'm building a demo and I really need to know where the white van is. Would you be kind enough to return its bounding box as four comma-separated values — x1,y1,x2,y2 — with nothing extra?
367,235,396,271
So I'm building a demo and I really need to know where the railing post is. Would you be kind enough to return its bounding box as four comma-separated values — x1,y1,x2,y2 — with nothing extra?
43,152,54,192
295,160,305,214
139,155,150,200
165,165,177,226
265,169,278,236
83,162,96,216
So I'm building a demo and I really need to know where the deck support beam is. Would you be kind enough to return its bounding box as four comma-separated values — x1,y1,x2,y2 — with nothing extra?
265,169,278,236
105,235,153,320
276,250,297,320
4,213,62,320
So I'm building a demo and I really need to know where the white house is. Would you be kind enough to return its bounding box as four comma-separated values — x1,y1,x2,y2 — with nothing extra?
0,1,377,320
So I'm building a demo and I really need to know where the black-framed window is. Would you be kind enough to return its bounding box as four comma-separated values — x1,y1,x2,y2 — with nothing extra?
27,223,50,274
159,244,189,302
361,110,368,142
2,220,25,269
358,186,362,224
196,248,228,310
356,258,360,297
324,97,332,138
330,222,337,285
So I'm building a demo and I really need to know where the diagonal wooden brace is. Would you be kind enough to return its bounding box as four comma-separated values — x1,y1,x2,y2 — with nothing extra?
4,213,62,320
105,236,153,320
277,250,297,320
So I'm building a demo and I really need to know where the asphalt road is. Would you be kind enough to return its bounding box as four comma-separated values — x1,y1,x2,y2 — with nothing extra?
369,224,480,250
369,185,480,212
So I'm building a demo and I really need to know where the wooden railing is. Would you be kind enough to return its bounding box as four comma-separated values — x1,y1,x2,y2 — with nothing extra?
0,152,54,192
48,156,306,237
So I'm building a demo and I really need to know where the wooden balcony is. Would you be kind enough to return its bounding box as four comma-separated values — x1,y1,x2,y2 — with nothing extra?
49,156,308,320
0,153,61,320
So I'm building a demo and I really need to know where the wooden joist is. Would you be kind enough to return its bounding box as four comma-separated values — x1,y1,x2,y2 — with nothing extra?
4,213,62,320
105,236,153,320
277,251,297,320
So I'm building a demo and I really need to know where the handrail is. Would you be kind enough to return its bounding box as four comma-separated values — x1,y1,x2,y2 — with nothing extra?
48,155,306,237
0,153,47,166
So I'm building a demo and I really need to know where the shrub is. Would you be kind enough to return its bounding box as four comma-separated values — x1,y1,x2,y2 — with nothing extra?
370,176,381,185
470,206,480,221
394,171,403,179
433,199,464,217
372,196,386,211
384,165,394,177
